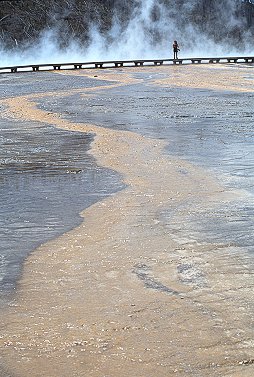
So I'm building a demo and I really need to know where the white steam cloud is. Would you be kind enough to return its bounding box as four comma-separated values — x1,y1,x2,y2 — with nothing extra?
0,0,253,67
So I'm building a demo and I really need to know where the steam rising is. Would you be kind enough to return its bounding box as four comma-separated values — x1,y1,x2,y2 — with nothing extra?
0,0,253,66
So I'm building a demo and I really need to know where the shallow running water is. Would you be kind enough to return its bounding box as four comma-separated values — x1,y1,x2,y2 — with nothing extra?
37,68,254,254
1,66,253,297
0,75,125,303
0,65,253,377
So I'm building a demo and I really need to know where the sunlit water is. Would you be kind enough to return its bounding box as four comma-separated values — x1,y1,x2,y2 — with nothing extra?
0,68,253,305
0,72,124,304
41,69,254,253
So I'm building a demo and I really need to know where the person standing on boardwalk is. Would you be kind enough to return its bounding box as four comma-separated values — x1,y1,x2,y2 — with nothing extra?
173,40,180,59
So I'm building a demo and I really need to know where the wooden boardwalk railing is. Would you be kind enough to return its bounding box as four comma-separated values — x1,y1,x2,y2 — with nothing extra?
0,56,253,74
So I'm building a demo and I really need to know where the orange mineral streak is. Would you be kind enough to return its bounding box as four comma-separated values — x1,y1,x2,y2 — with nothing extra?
0,66,253,377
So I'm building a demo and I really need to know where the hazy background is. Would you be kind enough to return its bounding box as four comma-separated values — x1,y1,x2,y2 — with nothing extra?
0,0,254,65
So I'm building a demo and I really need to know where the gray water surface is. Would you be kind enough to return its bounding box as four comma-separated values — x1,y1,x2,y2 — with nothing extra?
0,116,124,303
37,70,254,254
1,68,253,304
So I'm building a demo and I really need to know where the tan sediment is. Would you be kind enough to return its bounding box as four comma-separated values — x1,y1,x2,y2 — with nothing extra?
1,68,140,112
53,67,141,85
0,66,254,377
151,63,254,92
52,63,254,93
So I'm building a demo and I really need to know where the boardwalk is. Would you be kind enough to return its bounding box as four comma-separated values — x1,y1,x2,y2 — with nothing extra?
0,56,253,74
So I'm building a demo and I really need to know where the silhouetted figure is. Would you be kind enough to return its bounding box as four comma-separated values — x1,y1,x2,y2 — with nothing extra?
173,40,180,59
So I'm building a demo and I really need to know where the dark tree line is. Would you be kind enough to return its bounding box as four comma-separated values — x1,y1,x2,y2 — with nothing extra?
0,0,120,48
0,0,253,49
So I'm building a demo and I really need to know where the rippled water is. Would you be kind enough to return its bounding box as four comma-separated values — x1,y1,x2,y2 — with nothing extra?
1,67,253,305
0,116,124,303
40,70,254,253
